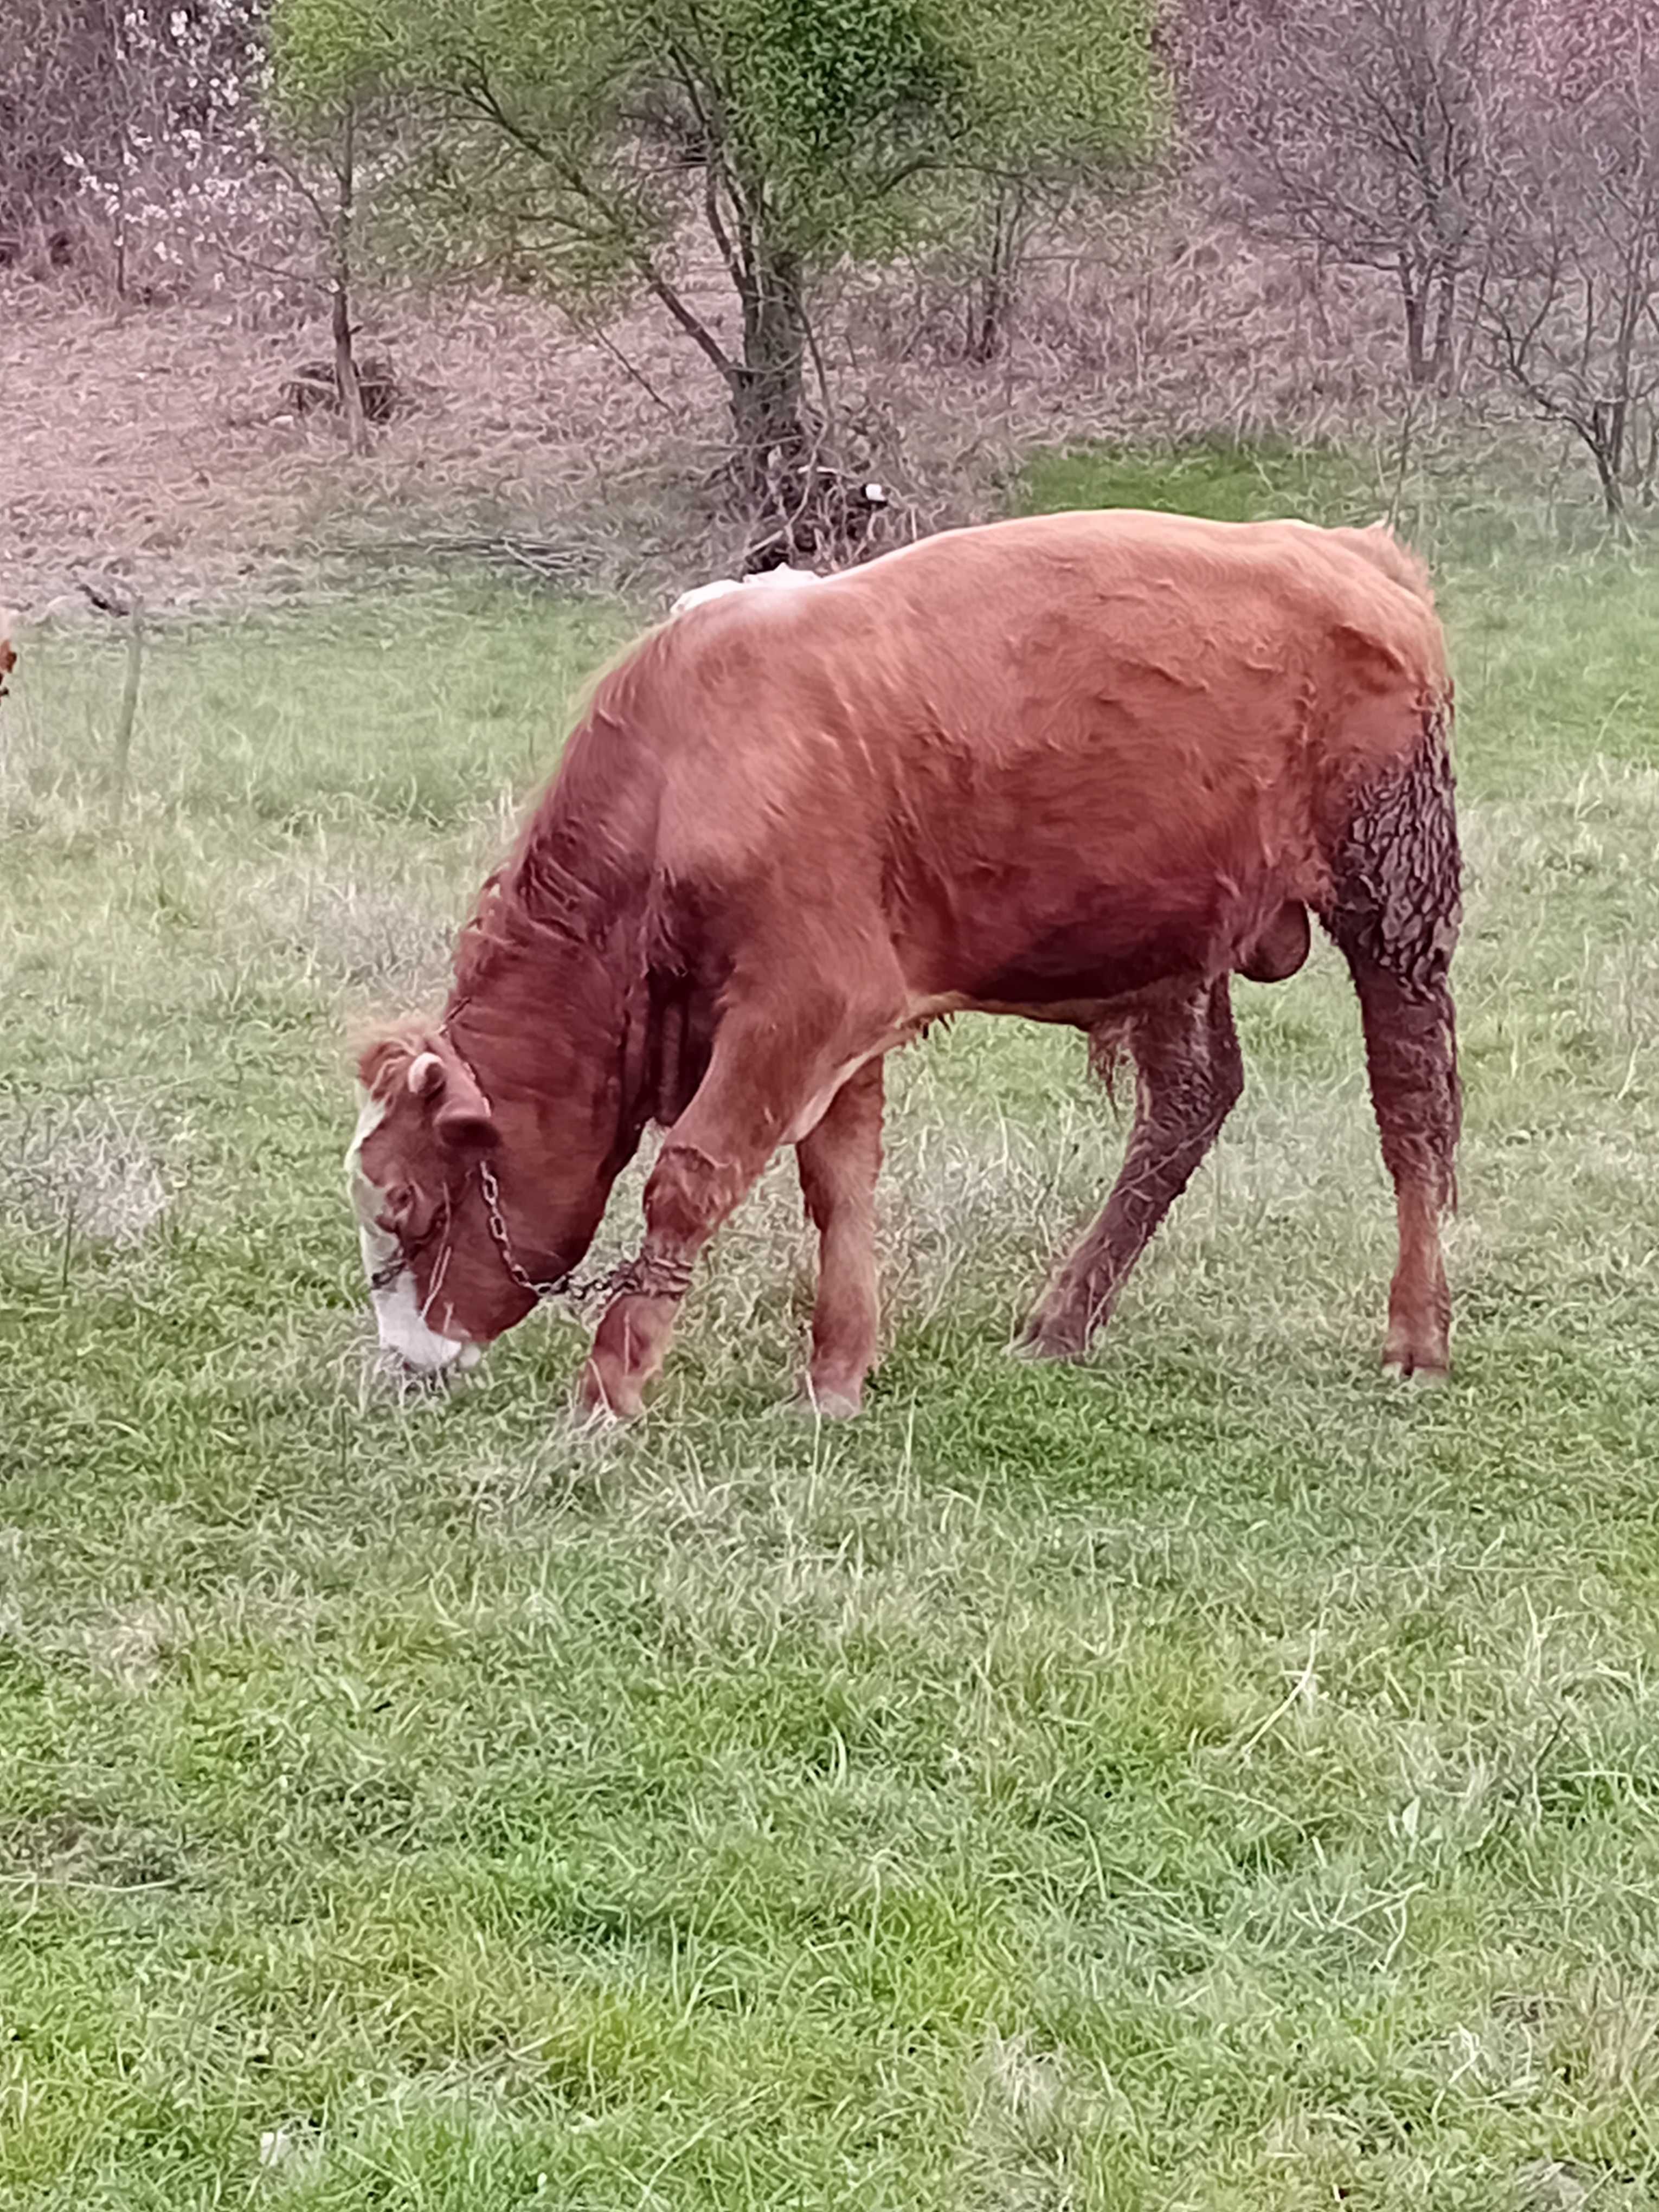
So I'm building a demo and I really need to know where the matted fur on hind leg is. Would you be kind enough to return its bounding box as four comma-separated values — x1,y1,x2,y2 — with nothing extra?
1323,704,1463,1378
1021,978,1244,1361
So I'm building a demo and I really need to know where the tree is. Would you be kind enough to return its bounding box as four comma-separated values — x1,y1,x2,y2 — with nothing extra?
3,1,266,291
1480,5,1659,522
1191,0,1518,387
255,86,392,452
0,0,96,262
273,0,1161,499
941,0,1163,362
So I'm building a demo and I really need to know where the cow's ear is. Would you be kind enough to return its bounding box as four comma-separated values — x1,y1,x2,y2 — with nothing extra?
435,1098,499,1153
430,1054,499,1153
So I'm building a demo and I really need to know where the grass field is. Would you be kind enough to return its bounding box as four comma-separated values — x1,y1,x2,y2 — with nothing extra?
3,453,1659,2209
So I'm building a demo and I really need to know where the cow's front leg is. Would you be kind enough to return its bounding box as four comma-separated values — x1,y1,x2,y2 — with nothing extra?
578,1138,754,1420
794,1056,885,1415
578,997,889,1422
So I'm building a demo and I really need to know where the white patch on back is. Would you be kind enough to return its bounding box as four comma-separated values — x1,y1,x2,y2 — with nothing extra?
671,567,822,619
671,578,744,616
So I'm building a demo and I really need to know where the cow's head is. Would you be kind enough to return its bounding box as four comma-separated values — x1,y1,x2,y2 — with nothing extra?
346,1025,612,1377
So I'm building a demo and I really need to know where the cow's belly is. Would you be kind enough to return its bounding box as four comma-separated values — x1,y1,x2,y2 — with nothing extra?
890,860,1310,1013
899,893,1226,1011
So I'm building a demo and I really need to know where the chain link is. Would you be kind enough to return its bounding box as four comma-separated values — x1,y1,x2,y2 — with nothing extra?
477,1156,571,1303
475,1157,645,1310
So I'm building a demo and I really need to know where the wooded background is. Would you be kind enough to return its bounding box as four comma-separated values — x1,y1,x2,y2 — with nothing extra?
6,0,1657,580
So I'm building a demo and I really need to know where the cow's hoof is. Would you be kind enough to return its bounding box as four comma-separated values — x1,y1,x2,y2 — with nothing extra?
567,1396,623,1440
776,1378,864,1420
1381,1352,1450,1386
802,1379,864,1420
575,1359,644,1425
1380,1318,1451,1389
1014,1316,1090,1364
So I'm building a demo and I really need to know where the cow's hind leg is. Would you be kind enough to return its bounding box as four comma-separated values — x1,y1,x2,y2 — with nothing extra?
1341,964,1458,1377
1022,978,1244,1361
794,1058,885,1416
1324,725,1462,1379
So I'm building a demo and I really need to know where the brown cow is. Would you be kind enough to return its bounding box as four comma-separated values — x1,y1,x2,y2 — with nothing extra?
348,509,1461,1419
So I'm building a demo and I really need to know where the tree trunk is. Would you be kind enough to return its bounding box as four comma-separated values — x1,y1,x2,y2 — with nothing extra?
113,159,128,301
730,242,808,498
1428,264,1458,388
331,98,369,456
1585,395,1630,523
1400,256,1432,387
966,184,1025,364
1589,427,1626,523
1637,411,1659,507
110,0,130,302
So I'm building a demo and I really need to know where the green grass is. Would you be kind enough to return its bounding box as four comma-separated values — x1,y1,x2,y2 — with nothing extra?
1015,430,1641,569
3,485,1659,2208
1015,435,1377,526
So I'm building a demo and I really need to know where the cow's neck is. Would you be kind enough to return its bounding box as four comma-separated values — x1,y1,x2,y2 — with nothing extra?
445,802,658,1166
447,925,647,1153
439,728,670,1263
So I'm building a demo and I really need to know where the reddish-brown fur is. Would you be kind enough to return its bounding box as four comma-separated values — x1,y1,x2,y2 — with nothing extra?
351,509,1461,1416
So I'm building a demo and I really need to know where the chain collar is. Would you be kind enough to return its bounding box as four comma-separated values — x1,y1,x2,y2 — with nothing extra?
448,1035,692,1314
442,1032,589,1309
474,1156,695,1311
477,1155,575,1305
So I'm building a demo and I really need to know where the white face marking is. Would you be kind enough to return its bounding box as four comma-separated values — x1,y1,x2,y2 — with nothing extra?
368,1263,482,1374
345,1083,387,1207
345,1083,481,1375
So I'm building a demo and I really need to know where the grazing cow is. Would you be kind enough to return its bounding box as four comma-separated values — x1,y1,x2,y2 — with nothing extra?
348,509,1461,1419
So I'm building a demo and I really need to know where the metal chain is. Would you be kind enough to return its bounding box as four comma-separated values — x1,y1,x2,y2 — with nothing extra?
369,1028,669,1315
477,1156,574,1304
475,1157,673,1311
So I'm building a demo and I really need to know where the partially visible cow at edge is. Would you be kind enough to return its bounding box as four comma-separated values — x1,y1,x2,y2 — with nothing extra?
348,510,1461,1420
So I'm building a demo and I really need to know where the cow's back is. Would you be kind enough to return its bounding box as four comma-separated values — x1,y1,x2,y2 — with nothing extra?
598,511,1449,1004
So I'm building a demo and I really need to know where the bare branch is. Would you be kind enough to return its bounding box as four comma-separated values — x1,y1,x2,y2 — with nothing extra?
455,70,742,389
